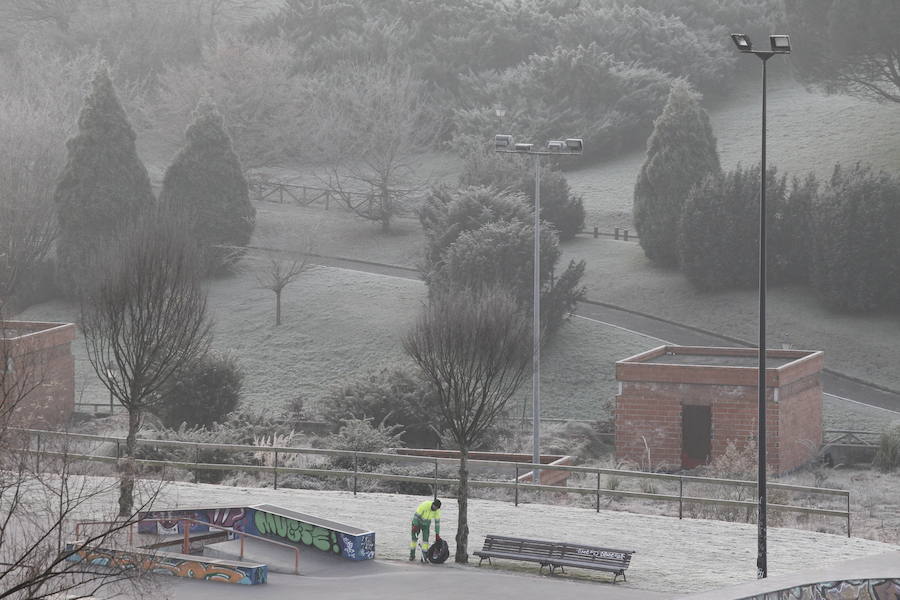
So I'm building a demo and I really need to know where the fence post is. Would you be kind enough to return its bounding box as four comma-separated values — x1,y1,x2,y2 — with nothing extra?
593,226,598,239
274,450,279,490
194,444,200,482
182,520,190,554
353,453,358,496
614,227,620,240
679,478,684,519
116,439,120,459
514,465,519,507
624,229,629,241
847,493,851,538
433,459,438,499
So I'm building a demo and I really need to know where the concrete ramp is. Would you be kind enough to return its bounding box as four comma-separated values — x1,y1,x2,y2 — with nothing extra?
204,537,392,577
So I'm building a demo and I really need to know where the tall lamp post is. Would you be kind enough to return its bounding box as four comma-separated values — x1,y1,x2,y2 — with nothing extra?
730,32,791,580
494,134,583,479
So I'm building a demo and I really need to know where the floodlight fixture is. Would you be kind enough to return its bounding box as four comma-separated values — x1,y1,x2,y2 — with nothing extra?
494,104,507,118
769,35,791,53
731,33,752,52
495,134,513,149
514,142,534,152
565,138,584,153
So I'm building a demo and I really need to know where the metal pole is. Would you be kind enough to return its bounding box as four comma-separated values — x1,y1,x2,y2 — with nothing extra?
274,450,279,490
532,153,542,481
679,478,684,520
433,459,438,499
757,54,770,581
596,472,600,512
353,453,358,496
514,465,519,507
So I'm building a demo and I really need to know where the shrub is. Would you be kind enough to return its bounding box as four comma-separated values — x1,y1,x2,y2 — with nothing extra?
874,423,900,472
454,43,671,163
459,147,585,240
810,163,900,312
678,164,791,290
159,100,255,272
322,368,440,448
419,186,585,336
321,418,405,471
634,79,720,267
153,352,244,429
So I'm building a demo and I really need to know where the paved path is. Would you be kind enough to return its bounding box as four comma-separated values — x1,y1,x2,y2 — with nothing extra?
310,253,900,413
158,561,672,600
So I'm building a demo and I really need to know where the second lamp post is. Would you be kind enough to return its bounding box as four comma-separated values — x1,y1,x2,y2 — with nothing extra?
494,133,583,478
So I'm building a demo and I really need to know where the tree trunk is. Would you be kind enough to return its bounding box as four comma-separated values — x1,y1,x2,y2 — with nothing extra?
380,187,391,233
454,447,469,563
275,290,282,326
118,407,140,516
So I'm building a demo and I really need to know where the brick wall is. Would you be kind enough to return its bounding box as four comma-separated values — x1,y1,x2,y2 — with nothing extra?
615,370,822,474
2,322,75,429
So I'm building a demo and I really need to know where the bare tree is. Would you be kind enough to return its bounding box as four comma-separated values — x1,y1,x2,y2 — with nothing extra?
81,208,211,516
1,320,160,600
256,256,312,326
403,286,531,563
0,94,67,312
310,63,439,232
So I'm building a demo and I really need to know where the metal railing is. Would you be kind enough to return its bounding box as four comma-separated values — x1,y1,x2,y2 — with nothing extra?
76,517,300,574
18,428,851,536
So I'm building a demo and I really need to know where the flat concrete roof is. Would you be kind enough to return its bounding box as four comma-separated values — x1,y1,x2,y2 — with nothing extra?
646,353,794,369
616,345,824,388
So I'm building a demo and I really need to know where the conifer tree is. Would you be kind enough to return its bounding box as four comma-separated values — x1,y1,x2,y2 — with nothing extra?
54,66,153,295
633,79,720,266
160,100,255,271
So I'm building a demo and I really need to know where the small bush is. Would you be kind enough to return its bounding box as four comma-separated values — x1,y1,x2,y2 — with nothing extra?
154,351,244,429
321,418,405,470
323,368,439,448
874,423,900,472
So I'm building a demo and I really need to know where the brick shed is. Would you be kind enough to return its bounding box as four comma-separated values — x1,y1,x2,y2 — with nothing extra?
615,345,823,474
1,321,76,428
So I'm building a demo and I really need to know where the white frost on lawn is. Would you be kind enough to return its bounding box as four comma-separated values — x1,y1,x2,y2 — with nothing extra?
157,482,897,594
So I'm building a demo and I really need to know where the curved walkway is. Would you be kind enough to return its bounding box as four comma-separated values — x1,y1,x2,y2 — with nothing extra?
308,253,900,414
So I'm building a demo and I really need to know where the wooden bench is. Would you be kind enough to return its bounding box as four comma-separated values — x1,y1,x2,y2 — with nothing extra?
473,535,635,582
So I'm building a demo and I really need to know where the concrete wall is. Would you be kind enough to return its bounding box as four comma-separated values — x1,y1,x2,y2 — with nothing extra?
741,578,900,599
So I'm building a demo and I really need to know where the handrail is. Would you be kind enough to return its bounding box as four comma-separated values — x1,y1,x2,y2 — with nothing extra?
22,428,851,536
76,517,300,575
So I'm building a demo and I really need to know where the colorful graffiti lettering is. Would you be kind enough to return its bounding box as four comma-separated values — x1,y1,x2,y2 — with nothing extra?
138,507,247,535
742,578,900,600
253,511,340,553
66,545,267,585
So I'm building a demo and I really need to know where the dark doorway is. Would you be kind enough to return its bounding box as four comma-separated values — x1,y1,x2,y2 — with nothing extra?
682,405,711,469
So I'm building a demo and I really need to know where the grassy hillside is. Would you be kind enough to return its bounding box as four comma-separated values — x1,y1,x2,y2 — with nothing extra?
16,264,650,420
566,79,900,230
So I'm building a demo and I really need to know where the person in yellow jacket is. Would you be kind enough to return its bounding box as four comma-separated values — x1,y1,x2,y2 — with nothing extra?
409,497,441,561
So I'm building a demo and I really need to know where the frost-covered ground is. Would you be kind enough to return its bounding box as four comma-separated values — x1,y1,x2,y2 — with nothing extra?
156,481,897,595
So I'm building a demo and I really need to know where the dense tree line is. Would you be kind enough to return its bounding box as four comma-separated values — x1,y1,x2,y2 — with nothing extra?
636,77,900,313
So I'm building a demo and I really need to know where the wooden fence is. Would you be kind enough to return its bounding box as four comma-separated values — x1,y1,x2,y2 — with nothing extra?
15,428,852,536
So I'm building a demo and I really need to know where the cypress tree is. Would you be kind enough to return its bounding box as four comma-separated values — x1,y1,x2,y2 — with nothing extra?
54,67,153,295
159,100,255,271
633,79,720,266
